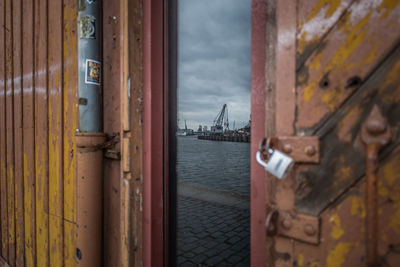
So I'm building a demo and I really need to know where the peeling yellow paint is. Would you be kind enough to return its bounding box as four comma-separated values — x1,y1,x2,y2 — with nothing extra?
350,196,366,218
23,153,34,267
383,152,400,187
297,253,304,266
378,0,400,19
307,0,342,22
326,242,352,267
382,60,400,102
330,213,344,239
303,11,372,105
310,261,321,267
389,193,400,234
378,180,389,197
309,52,322,71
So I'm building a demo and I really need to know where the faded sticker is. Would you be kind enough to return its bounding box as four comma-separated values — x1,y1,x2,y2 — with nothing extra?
79,15,96,39
85,59,101,85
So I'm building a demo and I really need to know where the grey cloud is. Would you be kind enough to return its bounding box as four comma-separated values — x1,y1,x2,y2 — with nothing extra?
178,0,251,130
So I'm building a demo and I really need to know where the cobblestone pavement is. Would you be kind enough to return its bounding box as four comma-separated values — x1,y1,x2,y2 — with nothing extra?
177,194,250,266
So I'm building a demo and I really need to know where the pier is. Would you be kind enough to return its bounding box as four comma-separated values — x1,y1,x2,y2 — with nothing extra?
197,135,250,143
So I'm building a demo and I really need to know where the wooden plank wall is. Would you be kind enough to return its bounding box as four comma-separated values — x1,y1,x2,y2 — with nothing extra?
0,0,79,266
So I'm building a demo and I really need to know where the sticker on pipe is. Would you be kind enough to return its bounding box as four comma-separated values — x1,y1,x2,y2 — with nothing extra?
85,59,101,85
79,15,96,39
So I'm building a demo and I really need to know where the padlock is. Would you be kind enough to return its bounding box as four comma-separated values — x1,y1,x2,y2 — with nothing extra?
256,145,294,179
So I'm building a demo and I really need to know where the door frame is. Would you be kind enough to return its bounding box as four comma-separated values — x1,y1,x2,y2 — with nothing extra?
142,0,267,265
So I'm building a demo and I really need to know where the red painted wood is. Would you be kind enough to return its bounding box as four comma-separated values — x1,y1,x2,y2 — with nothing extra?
143,0,165,266
251,0,266,265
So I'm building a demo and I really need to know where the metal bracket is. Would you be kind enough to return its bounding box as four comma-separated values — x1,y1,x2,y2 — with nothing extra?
269,136,320,163
277,211,320,245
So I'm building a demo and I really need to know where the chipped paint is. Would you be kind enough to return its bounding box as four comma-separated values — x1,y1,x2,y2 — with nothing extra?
303,11,371,104
298,0,347,55
297,253,304,266
326,242,352,267
329,213,344,239
378,0,400,19
350,196,366,218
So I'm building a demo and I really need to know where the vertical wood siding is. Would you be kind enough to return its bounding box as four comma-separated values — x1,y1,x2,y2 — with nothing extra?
0,0,78,266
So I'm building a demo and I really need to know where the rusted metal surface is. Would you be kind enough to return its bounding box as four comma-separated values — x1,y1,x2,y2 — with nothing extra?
76,133,105,267
360,106,392,266
273,136,320,163
296,44,400,215
262,0,400,266
102,0,129,265
251,0,267,265
0,0,80,265
277,212,320,245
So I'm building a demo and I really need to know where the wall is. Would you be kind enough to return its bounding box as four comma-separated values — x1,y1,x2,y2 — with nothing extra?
0,0,78,265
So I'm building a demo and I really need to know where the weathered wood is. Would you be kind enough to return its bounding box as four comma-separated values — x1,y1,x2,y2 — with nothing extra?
4,0,15,263
128,0,144,265
63,0,79,265
297,0,354,69
22,0,36,264
0,0,8,260
12,0,24,265
296,43,400,215
34,0,50,264
48,0,64,265
296,1,400,133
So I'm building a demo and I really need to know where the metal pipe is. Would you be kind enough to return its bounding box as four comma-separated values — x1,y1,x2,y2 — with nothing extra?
78,0,102,132
365,143,379,267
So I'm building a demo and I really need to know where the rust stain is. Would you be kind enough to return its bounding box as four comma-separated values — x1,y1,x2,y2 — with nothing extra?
326,242,352,267
378,0,400,19
337,105,361,142
382,60,400,102
330,213,344,239
350,196,366,218
378,180,389,197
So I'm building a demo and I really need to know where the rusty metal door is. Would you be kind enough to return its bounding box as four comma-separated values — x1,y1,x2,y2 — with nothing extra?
260,0,400,266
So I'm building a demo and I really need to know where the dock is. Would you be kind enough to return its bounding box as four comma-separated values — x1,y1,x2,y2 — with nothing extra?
197,135,250,143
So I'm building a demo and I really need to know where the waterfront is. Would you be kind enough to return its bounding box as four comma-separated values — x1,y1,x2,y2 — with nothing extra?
177,136,250,266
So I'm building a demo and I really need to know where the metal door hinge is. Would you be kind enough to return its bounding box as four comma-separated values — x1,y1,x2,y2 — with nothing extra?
271,136,320,163
266,210,320,245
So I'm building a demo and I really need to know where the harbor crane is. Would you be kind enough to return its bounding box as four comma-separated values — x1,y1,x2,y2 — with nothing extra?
211,104,229,134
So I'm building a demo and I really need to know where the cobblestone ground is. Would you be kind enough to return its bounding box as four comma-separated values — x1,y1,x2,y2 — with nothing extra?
177,195,250,266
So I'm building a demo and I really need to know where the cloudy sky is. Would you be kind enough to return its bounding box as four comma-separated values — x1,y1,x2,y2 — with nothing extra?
178,0,251,131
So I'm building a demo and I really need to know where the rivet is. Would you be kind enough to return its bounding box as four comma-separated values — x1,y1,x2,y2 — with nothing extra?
281,219,292,230
305,146,316,156
366,120,387,136
283,144,292,154
304,224,316,236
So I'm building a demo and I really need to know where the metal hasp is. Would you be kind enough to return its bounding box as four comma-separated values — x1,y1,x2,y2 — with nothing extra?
360,105,392,267
264,136,321,244
264,136,320,164
78,0,102,132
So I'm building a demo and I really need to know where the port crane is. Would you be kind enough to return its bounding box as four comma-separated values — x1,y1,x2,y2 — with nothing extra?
211,104,229,134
